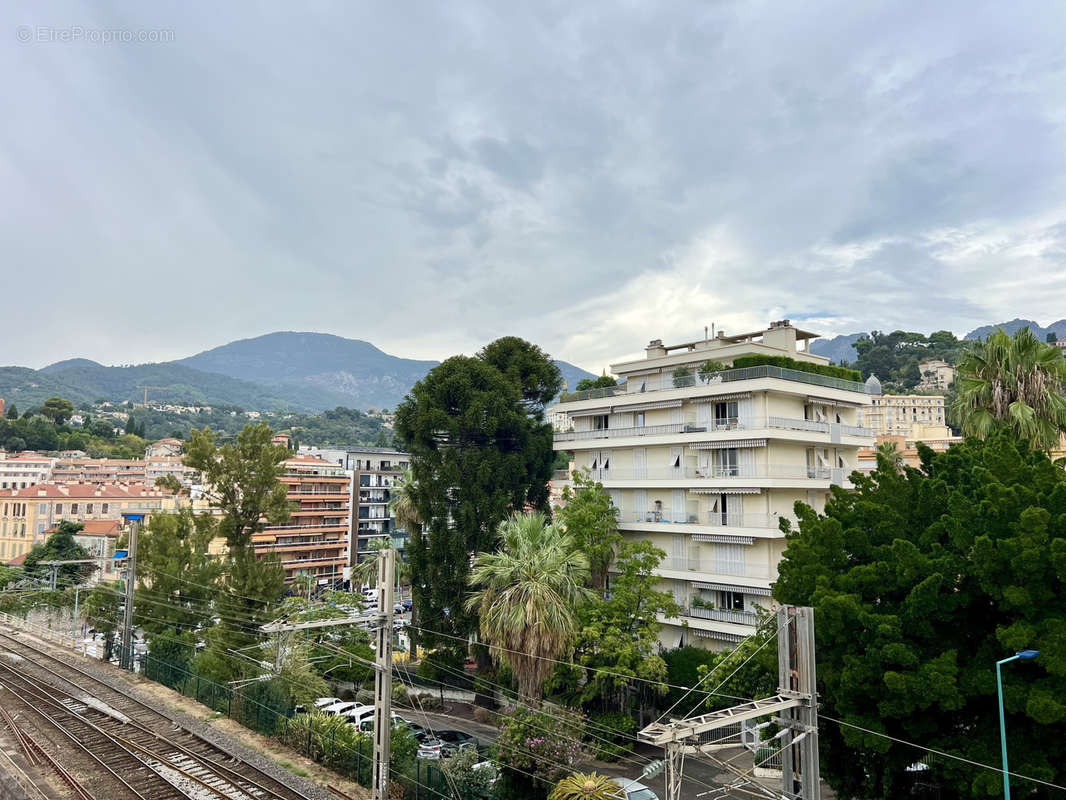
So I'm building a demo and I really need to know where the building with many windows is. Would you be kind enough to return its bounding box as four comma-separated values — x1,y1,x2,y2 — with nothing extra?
0,451,56,490
252,454,352,590
52,457,148,485
346,447,409,570
864,393,947,438
551,321,874,648
917,359,955,390
0,483,183,564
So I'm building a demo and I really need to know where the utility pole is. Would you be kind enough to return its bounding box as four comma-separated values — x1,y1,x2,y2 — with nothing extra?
371,546,395,800
638,605,821,800
120,519,140,671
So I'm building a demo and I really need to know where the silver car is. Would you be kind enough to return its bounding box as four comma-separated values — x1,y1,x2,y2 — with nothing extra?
609,777,660,800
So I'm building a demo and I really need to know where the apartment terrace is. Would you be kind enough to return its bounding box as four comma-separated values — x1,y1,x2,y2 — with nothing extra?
555,415,871,444
558,364,868,404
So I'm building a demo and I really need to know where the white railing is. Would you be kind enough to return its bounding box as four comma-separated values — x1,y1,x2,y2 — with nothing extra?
841,424,873,436
556,416,871,443
554,422,686,442
768,416,828,433
684,606,760,625
622,511,791,529
585,464,831,481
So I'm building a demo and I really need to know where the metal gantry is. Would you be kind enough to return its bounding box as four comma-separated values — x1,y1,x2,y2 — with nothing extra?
638,605,820,800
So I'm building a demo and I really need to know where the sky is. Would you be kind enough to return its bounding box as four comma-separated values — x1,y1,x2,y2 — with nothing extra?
3,1,1066,373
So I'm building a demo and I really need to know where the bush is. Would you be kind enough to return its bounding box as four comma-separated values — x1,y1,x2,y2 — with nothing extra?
493,705,586,797
588,712,637,762
355,688,376,705
672,366,693,388
661,646,717,709
473,705,497,725
730,354,862,383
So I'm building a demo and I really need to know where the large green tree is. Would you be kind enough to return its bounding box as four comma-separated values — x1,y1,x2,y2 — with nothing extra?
40,396,74,426
570,541,679,715
183,423,290,682
951,327,1066,451
774,430,1066,799
395,342,560,648
23,522,94,587
557,468,620,592
466,512,592,703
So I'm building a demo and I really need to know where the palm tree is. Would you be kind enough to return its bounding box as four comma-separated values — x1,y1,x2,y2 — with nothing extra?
389,467,421,535
876,440,904,472
466,511,594,704
350,537,410,591
550,772,624,800
951,328,1066,451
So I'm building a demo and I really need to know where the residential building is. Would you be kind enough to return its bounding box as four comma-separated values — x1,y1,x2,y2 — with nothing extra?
551,321,875,649
46,519,125,582
252,454,352,589
145,438,183,458
345,447,410,569
864,393,947,438
0,451,57,490
917,359,955,390
52,457,148,485
144,455,197,487
0,483,182,564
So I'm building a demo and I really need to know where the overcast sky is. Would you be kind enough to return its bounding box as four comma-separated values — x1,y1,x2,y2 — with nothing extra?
4,1,1066,373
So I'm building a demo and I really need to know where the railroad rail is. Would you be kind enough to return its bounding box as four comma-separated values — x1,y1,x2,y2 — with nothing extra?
0,628,318,800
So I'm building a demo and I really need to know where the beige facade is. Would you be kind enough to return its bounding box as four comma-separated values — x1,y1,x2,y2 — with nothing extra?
52,458,147,485
864,394,946,437
0,483,185,564
552,321,874,649
917,360,955,390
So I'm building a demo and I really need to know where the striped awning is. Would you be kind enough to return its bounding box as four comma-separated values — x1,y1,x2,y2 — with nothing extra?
620,399,683,412
693,581,773,597
693,630,748,643
689,487,762,495
695,392,753,402
807,395,862,408
568,407,611,418
691,534,755,545
691,439,766,449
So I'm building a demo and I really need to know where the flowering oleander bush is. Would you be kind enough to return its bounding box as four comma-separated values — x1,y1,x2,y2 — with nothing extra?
493,705,586,798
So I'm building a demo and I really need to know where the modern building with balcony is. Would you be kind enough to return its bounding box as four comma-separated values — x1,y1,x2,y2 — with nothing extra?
551,320,875,649
253,454,352,590
346,447,410,571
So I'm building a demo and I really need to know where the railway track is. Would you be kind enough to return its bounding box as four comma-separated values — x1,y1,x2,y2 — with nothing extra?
0,629,319,800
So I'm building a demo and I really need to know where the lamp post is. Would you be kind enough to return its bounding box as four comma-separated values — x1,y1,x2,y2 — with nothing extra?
996,649,1040,800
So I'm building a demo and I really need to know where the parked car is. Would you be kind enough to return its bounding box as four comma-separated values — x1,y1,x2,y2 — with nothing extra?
294,696,341,714
417,737,444,760
320,701,362,717
341,705,375,726
358,713,407,732
609,777,660,800
401,599,413,612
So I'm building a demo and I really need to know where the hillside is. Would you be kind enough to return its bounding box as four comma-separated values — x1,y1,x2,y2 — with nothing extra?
963,318,1066,342
2,333,596,414
809,333,866,365
178,331,595,411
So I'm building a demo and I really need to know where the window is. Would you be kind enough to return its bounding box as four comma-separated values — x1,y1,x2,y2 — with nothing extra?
55,504,63,514
86,504,94,514
635,411,645,428
714,401,738,428
714,543,745,575
102,503,109,514
592,414,609,431
718,591,745,611
38,503,46,514
71,503,78,514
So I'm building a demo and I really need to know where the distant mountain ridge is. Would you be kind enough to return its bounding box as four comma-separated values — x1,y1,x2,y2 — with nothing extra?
810,318,1066,365
2,332,596,413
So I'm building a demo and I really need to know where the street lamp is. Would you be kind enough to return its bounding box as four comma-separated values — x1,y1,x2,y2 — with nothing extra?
996,649,1040,800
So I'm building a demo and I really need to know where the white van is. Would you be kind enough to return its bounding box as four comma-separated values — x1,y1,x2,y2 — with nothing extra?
341,704,376,726
320,701,361,717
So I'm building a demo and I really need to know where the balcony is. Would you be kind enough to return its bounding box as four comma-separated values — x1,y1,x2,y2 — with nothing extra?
683,606,760,626
583,464,833,482
557,364,868,403
555,416,872,444
621,511,791,530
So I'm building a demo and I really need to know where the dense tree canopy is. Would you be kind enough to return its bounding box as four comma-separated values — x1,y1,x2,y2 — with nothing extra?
557,468,620,592
850,329,963,389
23,522,94,586
774,430,1066,799
395,340,560,649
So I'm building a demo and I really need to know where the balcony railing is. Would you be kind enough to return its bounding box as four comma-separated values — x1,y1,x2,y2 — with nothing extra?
584,464,832,481
557,364,868,403
555,416,872,443
683,606,760,626
622,511,792,529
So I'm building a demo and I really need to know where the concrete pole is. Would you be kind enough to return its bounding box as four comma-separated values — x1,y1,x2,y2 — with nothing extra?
120,521,139,670
371,547,395,800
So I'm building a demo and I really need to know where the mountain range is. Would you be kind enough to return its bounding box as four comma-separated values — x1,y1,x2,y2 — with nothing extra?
810,319,1066,364
0,333,596,413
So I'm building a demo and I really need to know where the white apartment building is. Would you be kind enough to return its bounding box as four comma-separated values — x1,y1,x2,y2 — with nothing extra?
0,451,57,490
551,321,874,649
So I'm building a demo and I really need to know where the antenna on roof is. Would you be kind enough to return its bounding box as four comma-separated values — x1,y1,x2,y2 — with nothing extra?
704,326,708,341
711,323,715,338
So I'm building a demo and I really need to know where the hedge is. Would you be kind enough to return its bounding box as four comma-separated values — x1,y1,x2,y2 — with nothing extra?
730,354,862,383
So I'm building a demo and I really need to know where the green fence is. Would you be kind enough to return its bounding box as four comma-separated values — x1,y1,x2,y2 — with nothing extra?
140,654,453,799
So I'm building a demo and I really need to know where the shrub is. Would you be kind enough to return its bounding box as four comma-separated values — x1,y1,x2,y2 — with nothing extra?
588,712,637,762
493,705,585,791
672,366,693,387
473,705,497,725
730,354,862,382
698,360,728,383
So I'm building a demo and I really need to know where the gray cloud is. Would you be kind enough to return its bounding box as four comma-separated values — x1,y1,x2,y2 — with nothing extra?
2,0,1065,372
